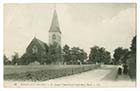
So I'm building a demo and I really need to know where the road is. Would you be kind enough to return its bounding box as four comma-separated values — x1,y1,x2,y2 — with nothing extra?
42,65,135,87
45,65,115,83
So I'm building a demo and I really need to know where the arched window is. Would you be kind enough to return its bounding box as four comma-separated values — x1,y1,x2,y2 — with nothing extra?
52,34,56,40
32,45,38,54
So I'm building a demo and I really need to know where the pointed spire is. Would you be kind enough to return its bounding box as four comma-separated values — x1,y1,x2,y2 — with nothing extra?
49,7,61,33
33,36,37,41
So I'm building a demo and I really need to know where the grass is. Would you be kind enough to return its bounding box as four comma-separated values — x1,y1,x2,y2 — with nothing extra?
4,64,100,81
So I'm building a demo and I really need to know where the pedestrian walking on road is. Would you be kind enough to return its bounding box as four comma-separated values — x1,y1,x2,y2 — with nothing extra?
123,64,128,75
118,67,122,75
118,65,123,75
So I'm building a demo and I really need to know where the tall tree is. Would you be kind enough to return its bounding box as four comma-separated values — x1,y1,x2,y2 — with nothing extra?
128,35,136,79
78,49,87,63
63,44,71,64
89,46,111,64
130,36,136,53
113,47,129,64
89,46,99,63
70,47,87,64
104,51,111,64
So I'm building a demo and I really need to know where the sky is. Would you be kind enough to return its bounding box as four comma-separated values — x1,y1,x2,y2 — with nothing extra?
4,3,136,58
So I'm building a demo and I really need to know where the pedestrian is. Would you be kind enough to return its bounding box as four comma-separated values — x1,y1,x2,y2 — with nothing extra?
123,64,128,75
118,67,122,75
118,65,123,75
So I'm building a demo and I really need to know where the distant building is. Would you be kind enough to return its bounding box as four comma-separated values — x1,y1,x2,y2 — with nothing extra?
25,9,62,64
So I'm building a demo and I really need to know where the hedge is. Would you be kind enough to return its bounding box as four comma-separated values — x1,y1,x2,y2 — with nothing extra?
4,64,100,81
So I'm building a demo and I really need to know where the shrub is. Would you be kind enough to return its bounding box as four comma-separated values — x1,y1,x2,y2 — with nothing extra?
4,65,99,81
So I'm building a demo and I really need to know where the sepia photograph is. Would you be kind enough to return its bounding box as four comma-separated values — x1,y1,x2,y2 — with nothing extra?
3,3,136,88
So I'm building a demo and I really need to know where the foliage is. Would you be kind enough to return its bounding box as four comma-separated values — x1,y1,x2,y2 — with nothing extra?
4,55,11,65
128,53,136,79
18,52,51,65
130,36,136,53
89,46,111,64
69,47,87,64
4,65,99,81
63,44,71,64
128,36,136,79
18,53,35,65
103,51,111,64
62,45,87,65
11,52,19,65
113,47,129,64
48,42,62,64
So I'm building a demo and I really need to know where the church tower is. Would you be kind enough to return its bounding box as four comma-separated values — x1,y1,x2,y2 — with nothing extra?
49,8,63,64
49,9,61,48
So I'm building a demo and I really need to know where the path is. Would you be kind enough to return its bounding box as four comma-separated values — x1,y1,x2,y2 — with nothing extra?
42,65,135,87
45,65,113,83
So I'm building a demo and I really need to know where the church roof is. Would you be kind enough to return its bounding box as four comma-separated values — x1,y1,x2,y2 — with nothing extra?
28,37,48,50
35,38,47,50
49,10,61,33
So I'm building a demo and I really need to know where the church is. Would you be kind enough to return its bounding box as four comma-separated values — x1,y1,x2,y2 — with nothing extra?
25,9,62,65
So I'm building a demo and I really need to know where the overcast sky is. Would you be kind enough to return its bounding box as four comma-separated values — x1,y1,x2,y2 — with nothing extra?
4,3,136,58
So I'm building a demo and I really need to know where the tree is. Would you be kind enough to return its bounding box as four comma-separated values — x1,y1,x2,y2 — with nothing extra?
19,52,40,65
41,53,50,64
4,54,11,65
89,46,111,64
104,51,111,64
130,36,136,53
70,47,87,64
88,46,99,63
11,52,19,65
18,53,30,65
63,44,71,64
48,42,62,64
113,47,129,64
128,35,136,79
78,49,87,63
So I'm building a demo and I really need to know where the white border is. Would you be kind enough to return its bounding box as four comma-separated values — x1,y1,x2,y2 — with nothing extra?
0,0,140,91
